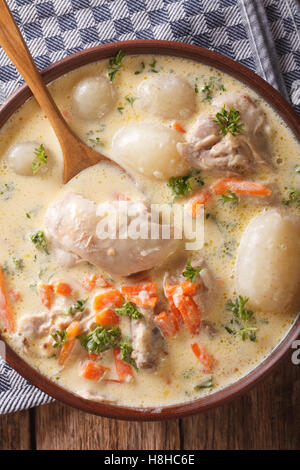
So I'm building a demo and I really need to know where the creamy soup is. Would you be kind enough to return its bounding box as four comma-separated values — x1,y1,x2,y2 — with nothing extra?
0,53,299,408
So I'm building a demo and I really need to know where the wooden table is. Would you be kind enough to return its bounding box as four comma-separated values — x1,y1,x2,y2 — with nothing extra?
0,354,299,450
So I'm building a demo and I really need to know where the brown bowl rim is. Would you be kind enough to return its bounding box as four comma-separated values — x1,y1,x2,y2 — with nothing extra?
0,39,299,421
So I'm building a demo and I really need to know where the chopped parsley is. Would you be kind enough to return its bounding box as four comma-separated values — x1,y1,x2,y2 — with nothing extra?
134,61,145,75
125,95,138,107
194,376,213,391
88,137,104,148
149,59,159,73
30,230,49,254
0,183,15,200
183,368,195,380
78,326,121,354
115,301,143,320
214,106,244,137
32,144,48,174
107,50,126,82
167,169,204,198
12,257,24,271
283,187,300,208
118,338,138,371
51,330,68,349
220,189,239,205
66,299,87,316
117,106,124,114
201,76,226,102
225,296,257,341
182,259,202,283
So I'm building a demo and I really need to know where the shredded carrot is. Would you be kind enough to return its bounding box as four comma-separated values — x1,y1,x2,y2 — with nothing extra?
191,342,218,373
174,294,201,335
0,267,15,333
62,109,72,120
81,361,110,381
88,353,99,361
54,282,72,297
155,311,180,337
39,283,53,309
115,192,131,201
104,379,123,384
113,346,134,382
81,274,112,292
166,281,197,297
187,189,212,217
121,282,159,308
172,121,186,133
211,178,272,196
96,308,120,326
58,321,80,366
164,284,184,326
8,288,22,303
93,289,123,311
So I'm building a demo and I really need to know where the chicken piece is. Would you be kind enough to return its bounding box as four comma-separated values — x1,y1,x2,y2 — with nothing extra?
17,302,91,357
131,307,166,369
177,93,272,175
45,193,177,277
18,312,53,340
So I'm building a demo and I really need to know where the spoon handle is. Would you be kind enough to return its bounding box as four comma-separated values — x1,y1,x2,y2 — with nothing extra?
0,0,73,145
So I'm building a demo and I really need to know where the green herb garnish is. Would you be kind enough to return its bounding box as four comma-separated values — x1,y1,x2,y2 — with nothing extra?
214,106,244,137
194,375,213,390
283,187,300,208
32,144,48,174
88,137,104,148
0,183,15,200
182,259,202,283
12,257,24,271
125,95,138,107
78,326,121,354
51,330,68,349
115,301,143,320
117,106,124,114
167,169,204,198
66,299,87,316
225,296,257,341
118,338,138,371
149,59,159,73
30,230,49,254
134,61,145,75
201,76,226,102
221,189,239,204
183,368,195,380
107,50,126,82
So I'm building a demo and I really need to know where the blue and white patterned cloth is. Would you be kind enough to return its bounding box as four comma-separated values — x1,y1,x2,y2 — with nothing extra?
0,0,299,414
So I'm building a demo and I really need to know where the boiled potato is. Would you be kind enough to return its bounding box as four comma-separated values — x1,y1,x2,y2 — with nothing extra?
72,76,116,120
137,74,196,119
7,141,45,176
235,209,300,312
112,123,188,180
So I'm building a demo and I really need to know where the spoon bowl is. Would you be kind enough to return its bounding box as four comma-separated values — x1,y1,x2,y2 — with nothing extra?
0,0,115,183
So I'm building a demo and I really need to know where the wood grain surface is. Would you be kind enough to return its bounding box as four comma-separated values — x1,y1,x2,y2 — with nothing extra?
0,355,299,450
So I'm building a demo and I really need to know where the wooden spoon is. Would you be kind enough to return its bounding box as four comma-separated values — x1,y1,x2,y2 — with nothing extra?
0,0,114,183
